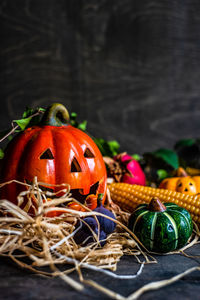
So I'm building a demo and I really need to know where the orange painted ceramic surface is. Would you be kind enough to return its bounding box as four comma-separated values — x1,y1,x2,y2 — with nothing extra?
159,176,200,195
0,125,107,210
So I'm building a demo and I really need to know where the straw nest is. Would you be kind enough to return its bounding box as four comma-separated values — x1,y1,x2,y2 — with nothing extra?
0,178,200,300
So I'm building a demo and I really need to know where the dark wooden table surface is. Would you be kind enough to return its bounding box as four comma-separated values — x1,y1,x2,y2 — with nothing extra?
1,241,200,300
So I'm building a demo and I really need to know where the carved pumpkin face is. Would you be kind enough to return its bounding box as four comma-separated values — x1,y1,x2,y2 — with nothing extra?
159,167,200,195
0,104,107,214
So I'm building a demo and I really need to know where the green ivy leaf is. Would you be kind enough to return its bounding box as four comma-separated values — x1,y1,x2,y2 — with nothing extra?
174,138,196,149
22,107,34,118
22,107,45,119
15,106,45,130
38,107,46,112
93,138,120,157
70,112,87,131
70,112,77,119
107,140,120,156
0,148,4,159
78,120,87,131
157,169,169,181
153,148,179,169
131,154,141,161
14,117,33,131
8,135,13,141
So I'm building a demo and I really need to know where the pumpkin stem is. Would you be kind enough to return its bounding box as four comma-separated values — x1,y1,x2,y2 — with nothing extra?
41,103,70,126
176,167,188,177
148,197,166,212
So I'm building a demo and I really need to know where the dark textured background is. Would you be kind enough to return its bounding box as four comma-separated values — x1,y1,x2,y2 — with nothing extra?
1,0,200,154
1,1,200,299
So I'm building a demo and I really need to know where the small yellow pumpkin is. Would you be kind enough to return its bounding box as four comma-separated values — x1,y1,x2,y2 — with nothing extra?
159,167,200,195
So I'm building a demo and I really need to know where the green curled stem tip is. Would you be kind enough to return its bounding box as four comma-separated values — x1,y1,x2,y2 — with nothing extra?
41,103,70,126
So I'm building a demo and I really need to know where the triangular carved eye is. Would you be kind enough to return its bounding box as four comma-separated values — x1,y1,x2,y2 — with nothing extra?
40,148,54,159
71,157,82,172
84,148,95,158
90,181,99,194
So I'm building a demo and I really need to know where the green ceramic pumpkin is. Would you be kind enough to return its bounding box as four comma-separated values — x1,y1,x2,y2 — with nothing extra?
128,198,193,253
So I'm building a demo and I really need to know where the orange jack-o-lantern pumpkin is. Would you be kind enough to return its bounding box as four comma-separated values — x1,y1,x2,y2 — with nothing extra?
159,167,200,195
0,103,107,215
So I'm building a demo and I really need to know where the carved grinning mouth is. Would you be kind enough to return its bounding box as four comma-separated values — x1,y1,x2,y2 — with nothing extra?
70,181,99,203
25,179,99,203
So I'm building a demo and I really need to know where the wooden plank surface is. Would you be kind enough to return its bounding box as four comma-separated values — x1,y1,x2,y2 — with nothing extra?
1,1,200,154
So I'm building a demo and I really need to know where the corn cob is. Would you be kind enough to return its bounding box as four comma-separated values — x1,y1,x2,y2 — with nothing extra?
108,182,200,223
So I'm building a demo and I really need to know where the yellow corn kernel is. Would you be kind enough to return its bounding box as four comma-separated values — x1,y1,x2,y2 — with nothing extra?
109,183,200,223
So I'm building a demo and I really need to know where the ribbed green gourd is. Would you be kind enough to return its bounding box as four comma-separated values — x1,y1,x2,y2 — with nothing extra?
128,198,193,253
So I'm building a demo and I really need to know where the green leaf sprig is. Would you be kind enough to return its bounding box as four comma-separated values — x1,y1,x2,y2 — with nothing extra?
70,112,87,131
93,138,120,157
152,149,179,170
0,107,45,158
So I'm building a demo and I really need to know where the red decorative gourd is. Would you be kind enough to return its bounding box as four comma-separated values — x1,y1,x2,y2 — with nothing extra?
0,103,107,215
